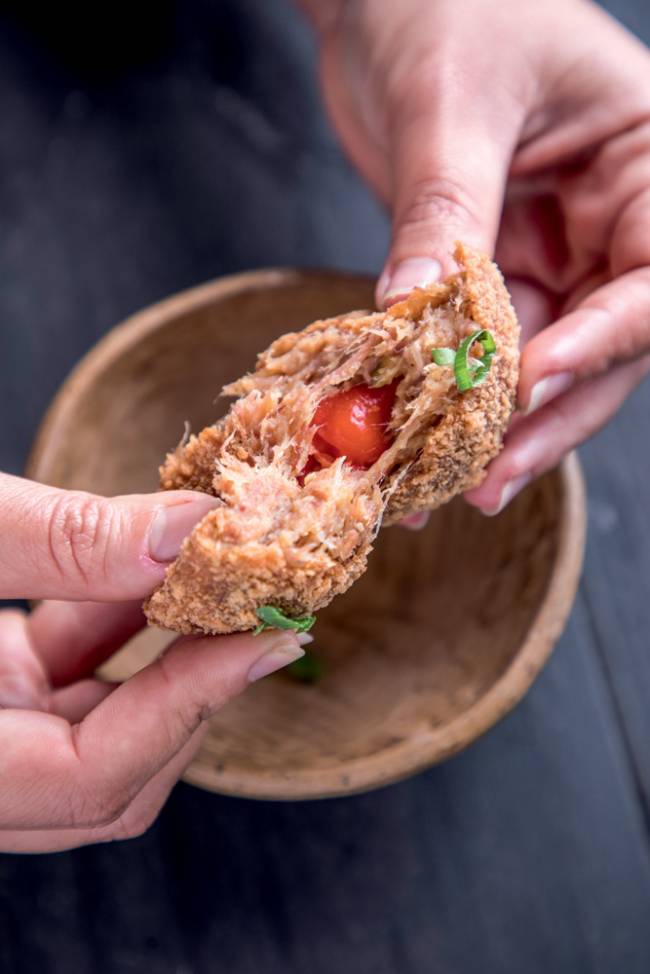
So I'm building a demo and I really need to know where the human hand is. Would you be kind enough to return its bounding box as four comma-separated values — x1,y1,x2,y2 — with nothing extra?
302,0,650,512
0,474,304,852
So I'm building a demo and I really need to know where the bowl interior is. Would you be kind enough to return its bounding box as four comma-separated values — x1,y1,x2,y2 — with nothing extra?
29,270,581,799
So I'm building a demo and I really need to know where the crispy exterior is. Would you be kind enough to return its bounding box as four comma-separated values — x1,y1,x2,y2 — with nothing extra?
144,244,519,634
382,246,519,522
146,461,384,634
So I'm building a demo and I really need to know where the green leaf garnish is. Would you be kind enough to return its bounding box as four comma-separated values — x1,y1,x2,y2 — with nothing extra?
287,652,323,683
432,329,496,392
253,605,316,636
432,347,455,367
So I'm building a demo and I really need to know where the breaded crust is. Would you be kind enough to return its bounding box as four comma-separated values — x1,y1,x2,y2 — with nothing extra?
144,244,519,634
382,246,519,522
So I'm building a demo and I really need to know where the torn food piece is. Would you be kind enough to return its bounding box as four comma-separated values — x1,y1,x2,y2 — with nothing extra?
144,244,520,635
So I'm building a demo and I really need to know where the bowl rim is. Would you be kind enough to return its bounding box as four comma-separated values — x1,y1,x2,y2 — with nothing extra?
27,268,587,801
28,268,373,488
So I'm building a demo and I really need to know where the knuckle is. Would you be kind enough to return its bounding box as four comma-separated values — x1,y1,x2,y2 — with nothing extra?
157,651,207,739
395,176,480,241
109,804,160,842
46,492,114,588
66,727,133,827
68,781,132,829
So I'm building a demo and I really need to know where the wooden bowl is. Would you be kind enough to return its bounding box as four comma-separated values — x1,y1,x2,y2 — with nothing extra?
28,269,586,800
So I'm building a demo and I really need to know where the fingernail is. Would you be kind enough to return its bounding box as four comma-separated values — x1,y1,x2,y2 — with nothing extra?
247,636,305,683
297,633,314,646
148,496,220,562
400,512,430,531
483,473,532,516
524,372,573,416
379,258,442,306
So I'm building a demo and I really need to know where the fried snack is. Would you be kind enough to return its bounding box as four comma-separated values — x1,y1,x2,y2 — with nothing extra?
144,244,519,634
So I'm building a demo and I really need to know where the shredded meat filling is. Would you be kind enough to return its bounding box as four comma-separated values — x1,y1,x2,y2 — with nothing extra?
175,283,482,552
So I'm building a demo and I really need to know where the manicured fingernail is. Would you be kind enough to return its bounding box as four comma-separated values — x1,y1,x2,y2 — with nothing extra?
148,496,219,562
524,372,573,416
379,258,442,306
401,512,430,531
247,636,305,683
483,473,532,516
297,633,314,646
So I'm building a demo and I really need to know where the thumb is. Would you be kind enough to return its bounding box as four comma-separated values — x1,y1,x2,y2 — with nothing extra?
0,473,219,601
0,629,307,835
376,102,517,307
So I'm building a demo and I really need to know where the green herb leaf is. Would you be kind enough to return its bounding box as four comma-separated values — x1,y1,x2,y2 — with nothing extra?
253,605,316,635
287,652,323,683
454,329,496,391
432,329,496,392
431,347,456,366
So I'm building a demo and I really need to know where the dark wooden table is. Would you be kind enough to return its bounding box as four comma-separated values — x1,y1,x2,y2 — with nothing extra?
1,2,650,971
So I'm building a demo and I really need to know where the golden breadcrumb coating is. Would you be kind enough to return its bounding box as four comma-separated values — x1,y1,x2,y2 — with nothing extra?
144,244,519,634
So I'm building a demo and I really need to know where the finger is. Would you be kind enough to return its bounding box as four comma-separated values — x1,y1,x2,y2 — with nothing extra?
49,679,118,723
0,610,49,709
28,600,146,687
496,191,582,294
0,731,204,853
376,83,524,305
398,512,430,531
465,357,650,514
611,186,650,277
0,602,141,716
0,473,219,601
96,728,206,844
506,278,558,346
0,629,305,829
518,268,650,415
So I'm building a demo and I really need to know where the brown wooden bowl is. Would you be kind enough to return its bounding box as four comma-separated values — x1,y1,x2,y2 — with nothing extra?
28,269,586,800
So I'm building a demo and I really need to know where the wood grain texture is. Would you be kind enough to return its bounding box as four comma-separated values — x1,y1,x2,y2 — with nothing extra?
1,0,650,971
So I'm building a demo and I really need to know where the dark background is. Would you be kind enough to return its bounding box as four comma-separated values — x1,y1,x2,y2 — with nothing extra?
2,2,650,972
